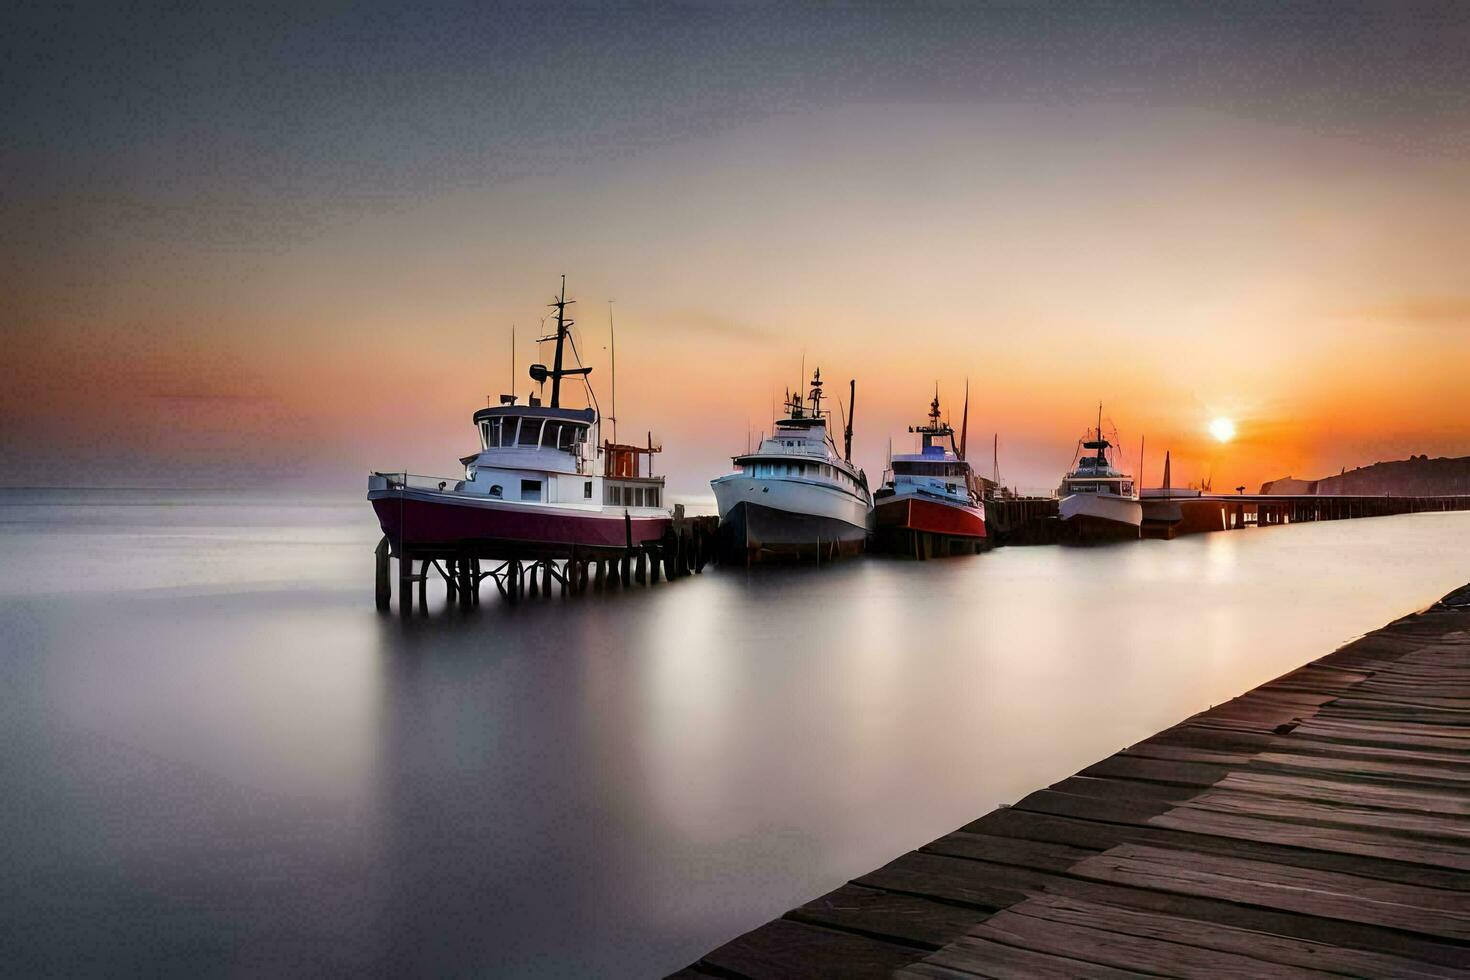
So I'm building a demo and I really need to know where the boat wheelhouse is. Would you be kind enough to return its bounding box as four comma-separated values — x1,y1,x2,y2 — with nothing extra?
872,389,988,557
368,277,672,558
711,368,871,562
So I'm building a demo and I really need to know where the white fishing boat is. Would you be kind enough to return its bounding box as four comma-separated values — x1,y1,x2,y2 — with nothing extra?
367,277,672,558
1057,405,1141,540
711,369,871,562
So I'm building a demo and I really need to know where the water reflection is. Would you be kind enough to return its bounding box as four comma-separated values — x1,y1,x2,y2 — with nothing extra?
2,491,1468,975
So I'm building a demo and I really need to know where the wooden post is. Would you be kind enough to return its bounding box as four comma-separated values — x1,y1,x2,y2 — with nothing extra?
648,546,661,584
375,536,391,611
635,549,646,585
621,550,632,587
444,559,458,605
458,556,473,605
507,560,521,605
470,558,481,604
417,557,427,610
399,550,413,617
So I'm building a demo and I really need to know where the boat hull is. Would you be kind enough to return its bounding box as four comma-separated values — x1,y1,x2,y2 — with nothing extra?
369,486,670,558
711,473,869,561
871,494,988,557
717,500,867,561
1058,492,1142,542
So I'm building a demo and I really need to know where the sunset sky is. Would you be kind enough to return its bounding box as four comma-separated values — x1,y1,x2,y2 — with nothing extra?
5,2,1469,495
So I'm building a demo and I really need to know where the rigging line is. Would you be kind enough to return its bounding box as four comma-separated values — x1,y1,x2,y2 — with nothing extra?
563,330,601,418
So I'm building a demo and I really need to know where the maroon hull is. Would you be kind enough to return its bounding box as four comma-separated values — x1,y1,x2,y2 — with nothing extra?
371,491,671,557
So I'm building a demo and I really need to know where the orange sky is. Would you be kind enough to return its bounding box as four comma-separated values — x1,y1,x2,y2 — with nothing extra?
6,36,1470,494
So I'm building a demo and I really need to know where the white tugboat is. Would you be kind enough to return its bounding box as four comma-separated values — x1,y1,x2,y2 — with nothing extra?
711,369,871,562
1057,405,1142,540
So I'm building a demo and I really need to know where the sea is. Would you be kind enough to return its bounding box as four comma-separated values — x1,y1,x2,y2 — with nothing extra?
2,488,1466,976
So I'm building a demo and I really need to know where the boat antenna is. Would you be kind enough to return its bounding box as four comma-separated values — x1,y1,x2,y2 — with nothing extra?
1138,434,1145,487
992,432,999,485
510,324,515,403
959,378,969,461
608,300,617,444
844,378,855,463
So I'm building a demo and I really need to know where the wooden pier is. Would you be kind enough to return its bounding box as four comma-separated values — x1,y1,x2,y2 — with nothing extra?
675,585,1470,978
376,511,719,616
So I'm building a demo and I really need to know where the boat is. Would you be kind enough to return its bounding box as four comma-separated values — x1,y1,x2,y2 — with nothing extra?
1057,406,1142,541
367,278,672,559
871,387,988,557
711,368,871,562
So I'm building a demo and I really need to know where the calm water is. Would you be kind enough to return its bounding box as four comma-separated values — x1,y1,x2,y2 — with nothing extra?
2,489,1467,976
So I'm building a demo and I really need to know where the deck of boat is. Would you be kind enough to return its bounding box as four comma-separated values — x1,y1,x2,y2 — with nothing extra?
674,585,1470,978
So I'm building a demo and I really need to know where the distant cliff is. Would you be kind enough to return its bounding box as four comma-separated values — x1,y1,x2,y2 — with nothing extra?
1261,455,1470,496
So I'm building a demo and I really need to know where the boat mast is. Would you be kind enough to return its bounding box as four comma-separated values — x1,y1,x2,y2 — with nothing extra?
844,378,855,463
608,300,617,444
958,379,969,460
535,276,591,409
550,276,572,408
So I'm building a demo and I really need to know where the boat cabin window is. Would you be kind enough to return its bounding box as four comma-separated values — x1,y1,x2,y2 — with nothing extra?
481,419,509,449
520,479,541,501
518,419,543,447
584,480,592,499
894,461,966,478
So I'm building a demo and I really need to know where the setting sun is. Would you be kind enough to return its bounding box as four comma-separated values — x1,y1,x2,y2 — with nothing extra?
1209,417,1237,443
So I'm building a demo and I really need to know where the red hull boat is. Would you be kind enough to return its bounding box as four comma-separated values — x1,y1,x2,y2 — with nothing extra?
367,277,672,561
870,388,988,558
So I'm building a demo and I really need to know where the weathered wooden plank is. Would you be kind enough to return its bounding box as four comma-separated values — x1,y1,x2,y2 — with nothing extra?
1006,894,1460,979
921,831,1094,873
1009,788,1176,826
693,918,922,979
1079,755,1233,787
893,962,992,980
1044,775,1191,805
1213,770,1470,816
1070,843,1470,940
968,907,1340,979
853,851,1043,911
1302,717,1470,740
1150,805,1470,870
1254,751,1470,788
922,935,1154,979
855,849,1470,966
970,805,1470,890
1120,742,1257,766
1268,737,1470,768
1036,874,1470,968
1182,788,1470,841
785,883,991,950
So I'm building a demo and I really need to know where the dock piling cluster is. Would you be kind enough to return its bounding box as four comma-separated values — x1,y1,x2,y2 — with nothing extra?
375,516,718,616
